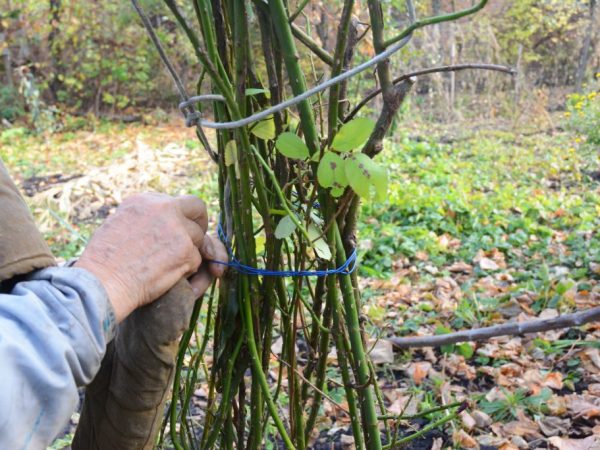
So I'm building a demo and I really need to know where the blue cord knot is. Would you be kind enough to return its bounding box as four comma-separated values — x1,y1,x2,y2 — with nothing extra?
211,223,358,277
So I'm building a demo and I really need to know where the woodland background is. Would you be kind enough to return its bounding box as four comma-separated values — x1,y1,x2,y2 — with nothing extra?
1,1,600,449
1,0,599,125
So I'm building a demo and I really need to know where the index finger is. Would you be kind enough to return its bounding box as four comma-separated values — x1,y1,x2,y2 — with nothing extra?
176,195,209,232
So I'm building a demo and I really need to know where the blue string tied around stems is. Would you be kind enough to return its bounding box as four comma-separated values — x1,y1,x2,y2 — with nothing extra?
211,223,358,277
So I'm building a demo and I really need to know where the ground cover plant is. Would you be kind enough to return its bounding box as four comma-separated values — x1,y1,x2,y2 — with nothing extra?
2,0,600,448
2,112,599,448
130,1,534,449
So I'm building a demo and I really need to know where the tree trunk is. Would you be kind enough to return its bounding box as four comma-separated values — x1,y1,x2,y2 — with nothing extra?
1,32,12,88
576,0,597,91
48,0,63,102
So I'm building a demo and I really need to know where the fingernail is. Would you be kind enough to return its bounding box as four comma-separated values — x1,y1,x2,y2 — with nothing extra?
211,263,226,277
192,285,202,297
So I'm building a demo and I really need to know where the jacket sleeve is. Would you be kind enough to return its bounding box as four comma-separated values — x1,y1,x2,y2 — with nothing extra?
0,267,117,450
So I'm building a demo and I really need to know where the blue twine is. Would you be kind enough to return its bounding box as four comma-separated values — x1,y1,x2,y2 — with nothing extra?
211,223,358,277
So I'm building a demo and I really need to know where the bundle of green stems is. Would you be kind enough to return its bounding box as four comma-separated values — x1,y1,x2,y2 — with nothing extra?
159,1,488,448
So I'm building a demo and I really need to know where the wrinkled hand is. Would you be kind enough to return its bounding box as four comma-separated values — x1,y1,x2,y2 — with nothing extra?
75,193,227,322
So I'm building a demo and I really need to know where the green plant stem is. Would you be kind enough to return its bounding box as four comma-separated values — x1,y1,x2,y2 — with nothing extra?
369,360,391,444
303,272,335,439
241,278,296,450
378,401,463,421
263,12,381,445
291,24,334,65
383,403,465,449
334,227,382,450
288,0,309,22
383,0,489,47
366,0,394,93
332,289,365,450
202,333,245,450
268,0,320,154
327,0,355,140
170,295,205,450
290,291,306,449
250,146,311,241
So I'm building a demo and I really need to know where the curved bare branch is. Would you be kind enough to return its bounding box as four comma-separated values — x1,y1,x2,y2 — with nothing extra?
345,63,515,122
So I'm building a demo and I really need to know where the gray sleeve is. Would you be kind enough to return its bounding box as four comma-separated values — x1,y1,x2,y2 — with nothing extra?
0,267,117,450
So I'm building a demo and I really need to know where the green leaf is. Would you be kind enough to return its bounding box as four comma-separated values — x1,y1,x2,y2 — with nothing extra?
308,225,332,261
286,116,300,134
275,132,310,160
251,116,275,140
224,140,237,167
343,154,387,200
275,215,297,239
344,154,372,198
331,186,345,197
370,161,388,201
255,234,266,255
456,343,474,359
317,152,344,188
245,87,270,98
331,118,375,152
435,325,455,354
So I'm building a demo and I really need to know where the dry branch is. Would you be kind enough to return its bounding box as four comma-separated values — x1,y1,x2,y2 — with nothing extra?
345,63,515,122
388,306,600,349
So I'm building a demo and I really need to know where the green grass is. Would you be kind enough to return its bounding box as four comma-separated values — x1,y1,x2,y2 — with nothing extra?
360,131,599,277
3,119,599,447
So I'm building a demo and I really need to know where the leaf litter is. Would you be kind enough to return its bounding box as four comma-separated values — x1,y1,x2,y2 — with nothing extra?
3,119,600,448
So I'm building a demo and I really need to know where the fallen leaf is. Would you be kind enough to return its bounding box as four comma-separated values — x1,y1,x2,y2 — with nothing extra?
588,383,600,396
477,434,508,447
539,308,559,320
386,395,419,416
479,257,500,271
453,429,479,449
415,250,429,261
340,433,355,448
499,443,520,450
368,339,394,365
583,348,600,373
511,435,529,449
472,410,493,428
485,387,507,402
448,261,473,273
543,372,564,390
499,362,523,377
537,416,570,437
461,411,477,431
549,435,600,450
546,395,568,416
566,394,600,419
502,411,542,439
406,362,431,385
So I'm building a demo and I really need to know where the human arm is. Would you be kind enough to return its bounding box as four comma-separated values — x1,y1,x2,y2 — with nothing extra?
0,266,115,450
0,192,227,448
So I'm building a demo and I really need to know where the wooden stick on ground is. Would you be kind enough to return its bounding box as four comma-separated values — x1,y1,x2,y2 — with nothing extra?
388,306,600,349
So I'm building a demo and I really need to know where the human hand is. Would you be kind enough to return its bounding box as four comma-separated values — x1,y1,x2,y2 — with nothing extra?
74,193,227,322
